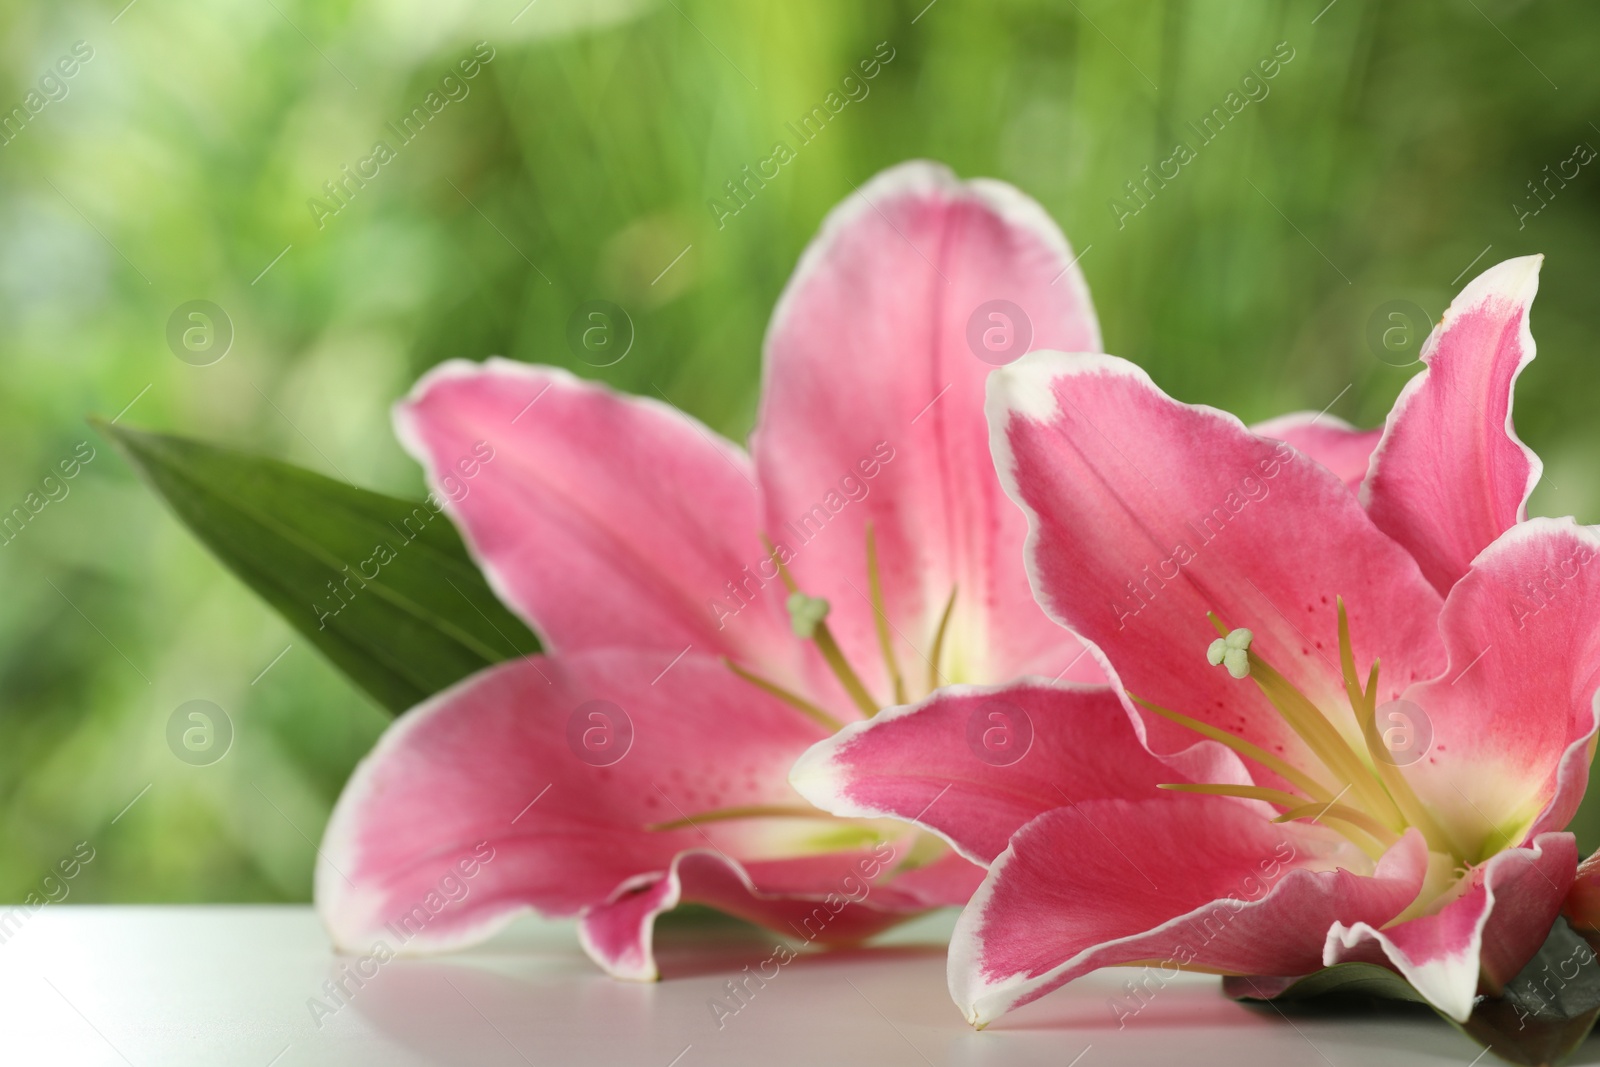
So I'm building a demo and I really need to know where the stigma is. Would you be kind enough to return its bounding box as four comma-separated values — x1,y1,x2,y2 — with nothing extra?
1206,628,1253,679
722,523,959,728
1141,599,1461,864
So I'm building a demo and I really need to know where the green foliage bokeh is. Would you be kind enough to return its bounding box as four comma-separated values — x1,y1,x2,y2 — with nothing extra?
0,0,1597,902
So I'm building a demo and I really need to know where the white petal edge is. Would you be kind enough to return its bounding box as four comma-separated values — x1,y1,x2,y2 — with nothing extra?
949,820,1429,1027
1323,832,1569,1023
390,356,757,652
1357,254,1544,520
762,160,1102,376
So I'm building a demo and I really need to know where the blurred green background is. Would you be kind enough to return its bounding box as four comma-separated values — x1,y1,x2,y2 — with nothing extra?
1,0,1597,903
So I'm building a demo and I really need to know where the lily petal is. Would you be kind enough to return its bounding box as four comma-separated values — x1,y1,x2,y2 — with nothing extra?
753,161,1102,698
316,649,845,962
881,850,990,907
791,679,1243,866
1364,256,1544,595
1400,518,1600,857
986,351,1445,770
394,360,798,674
579,848,924,981
577,868,681,982
1251,412,1381,494
1324,833,1577,1021
950,797,1426,1026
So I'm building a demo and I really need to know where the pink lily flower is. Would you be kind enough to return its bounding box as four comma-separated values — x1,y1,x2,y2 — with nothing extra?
313,162,1109,979
794,255,1600,1024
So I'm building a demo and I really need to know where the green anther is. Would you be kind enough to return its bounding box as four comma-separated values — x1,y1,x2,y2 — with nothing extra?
1167,604,1473,863
787,591,831,639
1206,628,1254,679
783,588,880,717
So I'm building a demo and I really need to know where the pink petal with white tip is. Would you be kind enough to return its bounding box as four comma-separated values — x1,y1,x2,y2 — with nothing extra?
986,351,1445,771
753,161,1102,700
1398,518,1600,857
1364,256,1544,595
1325,833,1577,1021
949,797,1427,1026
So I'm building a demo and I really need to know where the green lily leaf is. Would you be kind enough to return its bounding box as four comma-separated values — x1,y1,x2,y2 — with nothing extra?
1225,963,1426,1006
1226,918,1600,1066
98,421,538,714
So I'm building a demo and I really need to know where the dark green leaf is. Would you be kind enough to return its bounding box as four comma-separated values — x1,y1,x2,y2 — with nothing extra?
1227,919,1600,1066
98,421,538,714
1224,963,1426,1006
1462,921,1600,1067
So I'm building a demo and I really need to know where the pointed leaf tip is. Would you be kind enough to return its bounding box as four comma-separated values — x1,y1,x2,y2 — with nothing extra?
99,421,538,714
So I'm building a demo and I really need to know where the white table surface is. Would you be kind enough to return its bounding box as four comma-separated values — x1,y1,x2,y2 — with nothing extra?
0,905,1530,1065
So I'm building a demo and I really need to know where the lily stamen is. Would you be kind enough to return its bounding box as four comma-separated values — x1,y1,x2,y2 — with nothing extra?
1334,599,1459,856
1272,802,1395,861
927,586,958,692
1206,617,1405,831
1153,600,1472,865
1129,693,1335,802
865,522,908,705
755,531,962,718
1156,783,1387,859
787,591,880,716
723,657,844,731
1272,802,1400,847
645,804,828,832
761,533,882,716
1157,782,1308,808
1273,808,1391,861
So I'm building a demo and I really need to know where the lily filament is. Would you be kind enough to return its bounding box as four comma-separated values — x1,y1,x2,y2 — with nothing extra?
1135,599,1461,864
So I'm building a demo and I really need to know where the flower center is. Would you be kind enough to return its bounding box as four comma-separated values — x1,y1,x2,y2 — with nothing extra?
1133,598,1462,864
649,525,956,854
723,522,958,729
